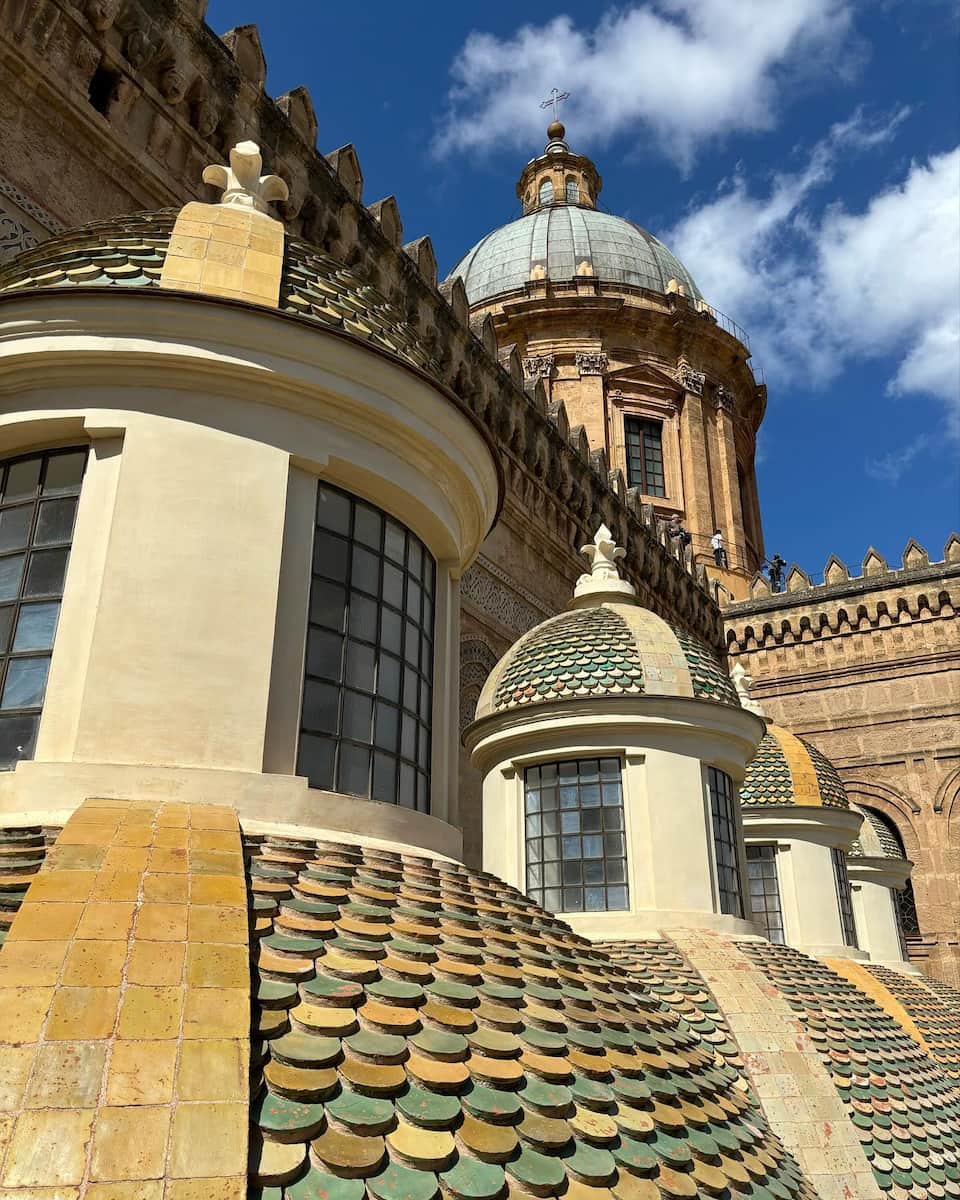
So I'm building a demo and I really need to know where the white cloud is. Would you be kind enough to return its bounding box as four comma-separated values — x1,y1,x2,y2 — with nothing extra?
434,0,855,164
664,125,960,464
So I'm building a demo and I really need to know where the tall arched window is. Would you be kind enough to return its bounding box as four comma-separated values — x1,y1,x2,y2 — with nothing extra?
538,178,554,206
297,484,435,812
565,177,579,203
0,447,87,768
831,847,858,947
708,767,743,917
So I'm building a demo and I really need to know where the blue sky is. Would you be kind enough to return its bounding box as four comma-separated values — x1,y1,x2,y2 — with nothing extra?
209,0,959,579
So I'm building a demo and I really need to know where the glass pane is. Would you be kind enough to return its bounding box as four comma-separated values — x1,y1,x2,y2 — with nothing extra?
0,506,31,553
3,458,41,501
298,734,335,790
380,607,402,654
348,593,378,642
384,520,405,564
0,606,13,653
339,743,371,797
0,555,24,601
342,690,373,742
24,548,69,596
383,563,404,609
306,629,343,681
402,668,418,712
2,656,50,709
302,679,339,735
0,712,39,769
352,546,379,596
407,540,422,580
399,764,416,810
34,498,77,547
313,532,349,582
372,752,396,803
310,583,346,631
316,487,351,534
12,602,60,652
374,703,399,752
401,714,416,761
406,581,421,621
345,641,376,692
353,504,382,549
41,451,86,494
376,654,401,703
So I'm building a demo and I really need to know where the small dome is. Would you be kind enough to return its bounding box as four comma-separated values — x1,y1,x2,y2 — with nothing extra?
740,725,850,810
475,601,739,719
447,206,702,307
849,804,906,860
0,211,435,374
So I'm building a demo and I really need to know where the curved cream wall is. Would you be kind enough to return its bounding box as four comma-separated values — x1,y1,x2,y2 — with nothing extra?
466,696,764,939
742,807,867,960
0,291,501,857
847,856,917,971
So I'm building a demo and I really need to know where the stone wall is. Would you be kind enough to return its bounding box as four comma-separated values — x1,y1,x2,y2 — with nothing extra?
724,538,960,983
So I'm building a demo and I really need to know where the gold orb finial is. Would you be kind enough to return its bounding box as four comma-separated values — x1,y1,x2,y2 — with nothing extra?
547,118,565,142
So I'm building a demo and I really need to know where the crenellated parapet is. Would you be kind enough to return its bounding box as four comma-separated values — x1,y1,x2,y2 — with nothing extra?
0,3,723,650
724,536,960,655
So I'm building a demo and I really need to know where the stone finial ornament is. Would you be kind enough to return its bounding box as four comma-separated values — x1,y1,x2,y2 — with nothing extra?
730,662,766,718
574,524,637,601
202,140,289,214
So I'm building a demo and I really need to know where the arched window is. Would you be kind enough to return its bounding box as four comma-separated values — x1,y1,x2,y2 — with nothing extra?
297,483,435,812
746,844,784,942
524,757,628,913
831,847,858,947
565,177,579,203
538,178,554,206
864,806,920,934
708,767,743,917
0,447,87,768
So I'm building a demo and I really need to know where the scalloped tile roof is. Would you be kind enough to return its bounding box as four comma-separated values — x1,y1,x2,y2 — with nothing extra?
740,726,850,810
245,830,816,1200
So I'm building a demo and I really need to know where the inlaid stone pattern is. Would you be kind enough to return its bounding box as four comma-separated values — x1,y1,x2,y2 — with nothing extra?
0,797,250,1197
595,940,747,1075
863,965,960,1084
492,607,646,711
740,940,960,1200
244,830,818,1200
671,629,740,707
0,824,57,947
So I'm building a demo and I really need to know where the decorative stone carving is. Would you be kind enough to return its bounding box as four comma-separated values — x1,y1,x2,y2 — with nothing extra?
523,354,555,380
575,351,608,375
677,357,705,395
159,64,188,105
575,524,637,601
202,141,288,214
459,637,499,732
461,562,545,639
730,662,766,718
84,0,119,31
714,385,734,412
0,211,38,263
124,26,152,68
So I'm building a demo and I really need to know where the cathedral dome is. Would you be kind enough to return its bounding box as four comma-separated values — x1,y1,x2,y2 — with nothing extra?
740,725,850,810
448,207,703,308
475,593,739,720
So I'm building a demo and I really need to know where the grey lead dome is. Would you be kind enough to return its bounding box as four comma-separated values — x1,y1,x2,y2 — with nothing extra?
447,205,703,306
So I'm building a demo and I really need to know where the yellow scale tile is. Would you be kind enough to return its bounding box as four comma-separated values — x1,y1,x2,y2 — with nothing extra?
0,796,251,1193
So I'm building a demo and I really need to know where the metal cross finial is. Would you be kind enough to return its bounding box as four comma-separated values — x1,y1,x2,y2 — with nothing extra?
540,88,570,122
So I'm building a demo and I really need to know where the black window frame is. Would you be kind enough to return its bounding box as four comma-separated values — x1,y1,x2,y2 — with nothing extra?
296,483,435,813
746,843,785,943
708,766,744,918
831,847,859,948
524,757,629,914
624,416,666,497
0,446,88,770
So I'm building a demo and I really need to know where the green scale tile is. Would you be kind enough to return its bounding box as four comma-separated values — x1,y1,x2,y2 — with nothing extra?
367,1160,439,1200
285,1166,366,1200
253,1091,326,1141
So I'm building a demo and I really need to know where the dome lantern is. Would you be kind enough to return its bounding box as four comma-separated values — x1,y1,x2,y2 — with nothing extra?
464,525,764,942
515,117,603,214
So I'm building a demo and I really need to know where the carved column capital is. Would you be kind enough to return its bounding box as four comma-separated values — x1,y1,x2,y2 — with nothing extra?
676,357,705,395
575,351,608,376
522,354,555,380
714,384,735,412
